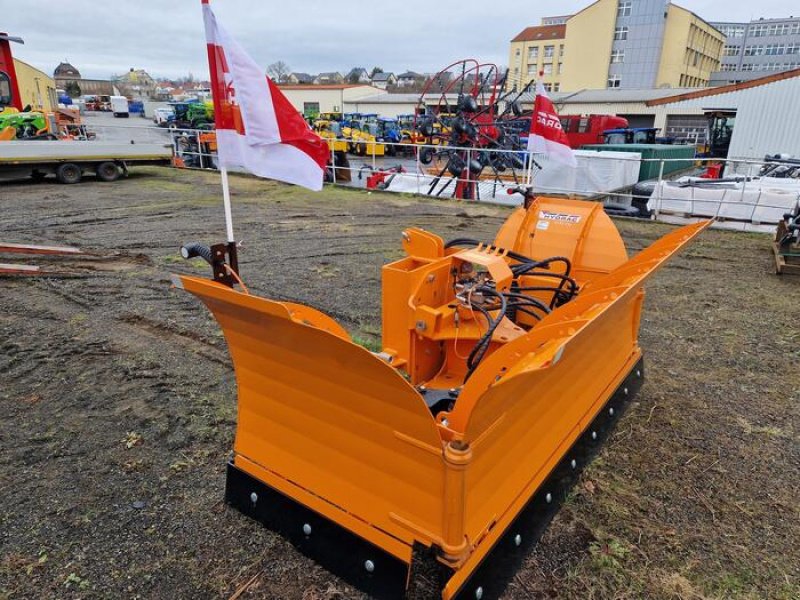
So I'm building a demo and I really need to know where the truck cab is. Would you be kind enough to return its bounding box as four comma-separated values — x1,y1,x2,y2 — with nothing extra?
560,114,630,148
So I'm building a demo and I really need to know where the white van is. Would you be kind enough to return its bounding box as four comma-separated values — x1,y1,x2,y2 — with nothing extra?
111,96,129,118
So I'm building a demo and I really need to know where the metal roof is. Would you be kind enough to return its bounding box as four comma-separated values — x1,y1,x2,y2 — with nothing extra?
534,88,703,104
647,67,800,106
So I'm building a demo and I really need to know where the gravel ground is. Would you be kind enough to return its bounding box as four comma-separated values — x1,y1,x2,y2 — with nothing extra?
0,167,798,599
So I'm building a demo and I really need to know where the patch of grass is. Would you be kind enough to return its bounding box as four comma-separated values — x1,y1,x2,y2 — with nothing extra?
123,431,142,449
352,336,382,353
589,538,630,572
63,572,89,590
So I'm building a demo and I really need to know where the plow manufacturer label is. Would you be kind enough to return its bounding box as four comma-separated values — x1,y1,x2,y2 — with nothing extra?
540,211,582,224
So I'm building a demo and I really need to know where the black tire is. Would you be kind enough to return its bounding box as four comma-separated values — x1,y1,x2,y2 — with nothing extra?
96,161,121,182
419,147,434,165
56,163,82,184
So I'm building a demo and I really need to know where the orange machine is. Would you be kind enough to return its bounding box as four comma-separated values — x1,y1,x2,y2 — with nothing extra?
174,191,710,599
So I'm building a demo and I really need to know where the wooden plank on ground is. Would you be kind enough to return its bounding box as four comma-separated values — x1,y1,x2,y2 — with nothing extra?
0,242,83,255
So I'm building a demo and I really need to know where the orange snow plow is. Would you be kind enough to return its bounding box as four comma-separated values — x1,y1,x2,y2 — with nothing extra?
173,190,710,599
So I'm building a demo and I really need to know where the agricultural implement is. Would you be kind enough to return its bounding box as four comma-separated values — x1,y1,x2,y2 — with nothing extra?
174,186,710,599
414,61,534,200
168,100,215,130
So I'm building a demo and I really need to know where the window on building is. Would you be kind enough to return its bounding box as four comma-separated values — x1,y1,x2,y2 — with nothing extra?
515,49,521,58
544,45,554,58
542,63,553,74
741,63,754,71
765,23,792,36
744,45,764,56
303,102,320,117
528,46,539,61
527,64,538,75
792,22,800,35
617,1,631,18
723,45,739,56
720,63,736,71
765,44,785,55
553,83,561,92
559,44,565,57
513,67,519,75
787,43,800,55
543,83,552,92
614,26,629,41
749,24,767,37
719,25,745,37
607,75,621,88
610,49,625,63
558,62,564,74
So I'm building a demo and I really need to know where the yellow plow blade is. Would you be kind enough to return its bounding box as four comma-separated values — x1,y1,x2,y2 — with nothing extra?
174,218,710,599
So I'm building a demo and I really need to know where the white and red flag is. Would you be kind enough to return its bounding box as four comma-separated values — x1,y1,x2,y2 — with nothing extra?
527,79,576,168
202,0,329,190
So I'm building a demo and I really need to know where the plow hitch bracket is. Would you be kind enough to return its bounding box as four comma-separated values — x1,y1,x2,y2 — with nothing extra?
180,240,240,288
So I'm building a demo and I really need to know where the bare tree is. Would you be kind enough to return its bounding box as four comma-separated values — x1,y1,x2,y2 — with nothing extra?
267,61,291,83
369,66,384,78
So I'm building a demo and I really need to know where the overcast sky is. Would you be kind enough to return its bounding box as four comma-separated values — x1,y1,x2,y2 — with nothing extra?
4,0,795,81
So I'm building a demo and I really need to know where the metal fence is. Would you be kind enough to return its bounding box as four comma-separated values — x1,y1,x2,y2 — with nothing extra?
82,123,800,229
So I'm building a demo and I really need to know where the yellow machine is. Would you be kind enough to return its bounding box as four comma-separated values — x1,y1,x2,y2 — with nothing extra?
313,119,348,153
311,117,351,182
174,190,709,599
348,125,386,157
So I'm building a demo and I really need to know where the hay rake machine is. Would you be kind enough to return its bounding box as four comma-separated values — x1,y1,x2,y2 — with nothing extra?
173,188,710,599
414,60,533,201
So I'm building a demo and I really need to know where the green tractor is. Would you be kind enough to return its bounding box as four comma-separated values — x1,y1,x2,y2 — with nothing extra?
0,108,50,139
167,101,215,130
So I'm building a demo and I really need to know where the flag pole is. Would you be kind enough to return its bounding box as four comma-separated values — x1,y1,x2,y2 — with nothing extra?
203,0,233,243
220,166,235,243
202,0,239,281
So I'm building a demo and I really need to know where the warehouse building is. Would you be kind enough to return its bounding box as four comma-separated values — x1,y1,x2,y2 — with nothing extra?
13,58,57,112
710,17,800,85
278,84,384,117
508,0,724,92
646,67,800,159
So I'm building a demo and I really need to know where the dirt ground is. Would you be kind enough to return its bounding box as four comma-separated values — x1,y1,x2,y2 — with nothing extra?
1,167,798,600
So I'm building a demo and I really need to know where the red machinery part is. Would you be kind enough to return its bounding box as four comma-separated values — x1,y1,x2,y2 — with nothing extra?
0,33,24,110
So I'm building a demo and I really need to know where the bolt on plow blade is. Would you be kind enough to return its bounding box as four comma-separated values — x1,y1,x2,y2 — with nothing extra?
173,199,710,599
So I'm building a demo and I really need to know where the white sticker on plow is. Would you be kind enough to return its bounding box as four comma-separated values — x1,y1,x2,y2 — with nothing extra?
540,211,582,224
536,221,550,231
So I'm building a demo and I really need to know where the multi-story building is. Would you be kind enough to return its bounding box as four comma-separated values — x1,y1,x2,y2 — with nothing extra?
508,0,724,92
710,17,800,85
508,24,566,93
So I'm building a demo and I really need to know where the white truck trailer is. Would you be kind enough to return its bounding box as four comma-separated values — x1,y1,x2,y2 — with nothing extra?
0,140,172,183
